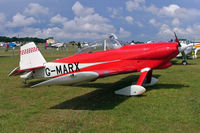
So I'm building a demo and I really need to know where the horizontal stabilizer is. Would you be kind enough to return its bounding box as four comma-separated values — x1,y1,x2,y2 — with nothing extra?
9,66,44,76
8,67,19,76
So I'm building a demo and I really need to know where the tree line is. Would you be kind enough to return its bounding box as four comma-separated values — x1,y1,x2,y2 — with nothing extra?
0,36,46,43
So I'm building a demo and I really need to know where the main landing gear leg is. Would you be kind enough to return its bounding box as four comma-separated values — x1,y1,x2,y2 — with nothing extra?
142,69,158,87
115,68,157,96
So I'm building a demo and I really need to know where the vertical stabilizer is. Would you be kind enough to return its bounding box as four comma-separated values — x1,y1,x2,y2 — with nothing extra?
20,42,46,70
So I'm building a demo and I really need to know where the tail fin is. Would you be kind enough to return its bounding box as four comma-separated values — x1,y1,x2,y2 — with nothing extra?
20,42,46,70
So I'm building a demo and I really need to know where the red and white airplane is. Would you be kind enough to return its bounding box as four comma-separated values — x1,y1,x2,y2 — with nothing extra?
9,33,186,96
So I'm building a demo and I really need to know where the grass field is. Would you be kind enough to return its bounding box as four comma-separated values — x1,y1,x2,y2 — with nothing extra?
0,45,200,133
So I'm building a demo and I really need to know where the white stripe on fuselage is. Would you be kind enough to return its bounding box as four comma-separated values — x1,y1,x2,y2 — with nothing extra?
41,60,119,78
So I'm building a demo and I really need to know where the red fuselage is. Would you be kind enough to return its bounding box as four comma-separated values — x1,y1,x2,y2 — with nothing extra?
52,42,179,78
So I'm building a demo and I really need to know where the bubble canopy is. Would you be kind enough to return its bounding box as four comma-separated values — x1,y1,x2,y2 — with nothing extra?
77,38,127,54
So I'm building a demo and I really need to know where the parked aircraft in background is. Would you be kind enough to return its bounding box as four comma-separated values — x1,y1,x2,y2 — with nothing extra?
0,42,4,47
176,40,194,65
191,42,200,59
51,42,64,48
9,33,188,96
81,42,89,47
0,42,21,47
8,42,17,47
176,39,200,65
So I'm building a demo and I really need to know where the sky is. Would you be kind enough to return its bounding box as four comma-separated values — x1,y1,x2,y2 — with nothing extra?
0,0,200,42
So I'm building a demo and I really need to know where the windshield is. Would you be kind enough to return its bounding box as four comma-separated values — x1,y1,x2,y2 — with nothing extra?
78,38,127,54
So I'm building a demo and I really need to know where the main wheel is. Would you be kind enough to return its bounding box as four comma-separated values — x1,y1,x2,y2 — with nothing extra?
182,61,188,65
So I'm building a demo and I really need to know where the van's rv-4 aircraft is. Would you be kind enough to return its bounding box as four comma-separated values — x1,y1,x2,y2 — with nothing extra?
9,33,188,96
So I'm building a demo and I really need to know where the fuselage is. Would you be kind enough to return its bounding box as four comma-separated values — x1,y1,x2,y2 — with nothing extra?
32,42,179,80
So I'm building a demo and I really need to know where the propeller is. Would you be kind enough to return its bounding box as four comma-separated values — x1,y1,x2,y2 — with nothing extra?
174,32,191,52
174,32,188,65
174,32,181,46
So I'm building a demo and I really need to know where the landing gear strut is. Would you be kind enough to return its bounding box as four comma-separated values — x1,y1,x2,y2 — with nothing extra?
23,79,27,84
115,68,158,96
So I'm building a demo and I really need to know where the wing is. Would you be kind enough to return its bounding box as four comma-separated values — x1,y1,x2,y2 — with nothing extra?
31,71,99,87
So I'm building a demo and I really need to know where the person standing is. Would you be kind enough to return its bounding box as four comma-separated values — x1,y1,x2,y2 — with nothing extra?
5,43,9,51
77,42,81,51
44,42,48,50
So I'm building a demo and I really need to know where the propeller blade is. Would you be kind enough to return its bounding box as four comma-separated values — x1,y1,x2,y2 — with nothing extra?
174,32,189,52
174,32,181,47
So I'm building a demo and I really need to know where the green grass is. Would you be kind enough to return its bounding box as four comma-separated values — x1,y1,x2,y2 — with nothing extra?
0,45,200,133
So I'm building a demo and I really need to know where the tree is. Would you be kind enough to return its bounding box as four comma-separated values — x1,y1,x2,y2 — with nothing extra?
0,36,46,43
